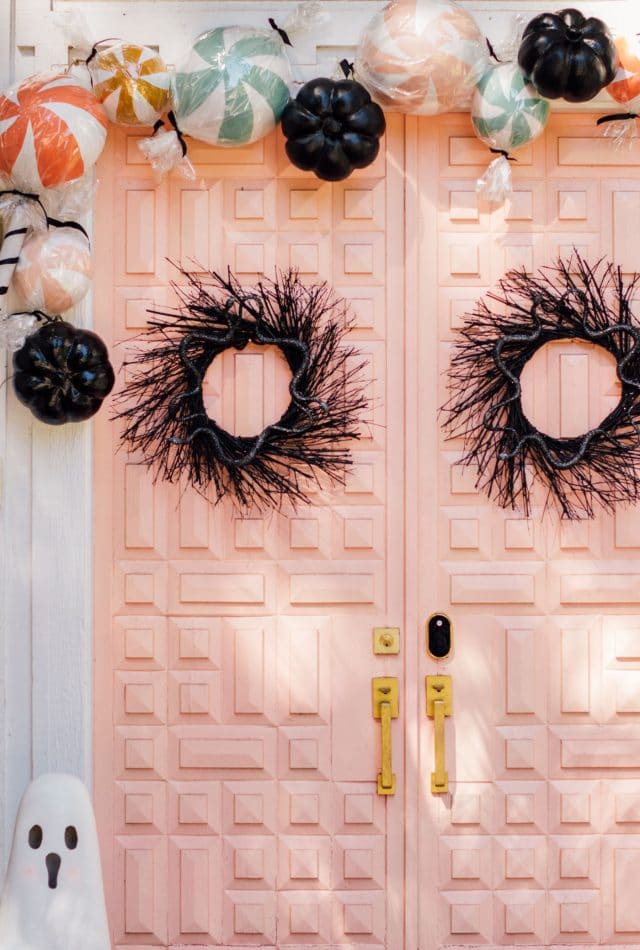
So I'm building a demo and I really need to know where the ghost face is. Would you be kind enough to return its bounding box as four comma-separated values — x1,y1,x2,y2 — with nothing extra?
12,775,92,896
0,774,111,950
25,814,79,889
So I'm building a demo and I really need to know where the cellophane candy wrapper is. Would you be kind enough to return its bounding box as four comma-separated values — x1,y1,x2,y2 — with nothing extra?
0,178,94,345
137,127,196,181
42,173,96,219
283,2,329,44
355,0,489,115
0,189,49,325
602,117,638,150
0,189,48,234
488,13,526,65
599,35,640,150
476,153,513,202
0,312,38,351
51,8,94,59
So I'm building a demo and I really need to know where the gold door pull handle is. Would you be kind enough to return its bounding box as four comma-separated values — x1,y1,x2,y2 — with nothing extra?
426,675,452,794
372,677,398,795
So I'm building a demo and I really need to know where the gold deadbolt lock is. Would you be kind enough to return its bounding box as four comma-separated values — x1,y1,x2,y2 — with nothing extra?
373,627,400,654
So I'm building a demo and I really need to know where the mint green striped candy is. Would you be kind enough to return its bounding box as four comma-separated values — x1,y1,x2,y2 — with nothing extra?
172,27,292,147
471,63,549,153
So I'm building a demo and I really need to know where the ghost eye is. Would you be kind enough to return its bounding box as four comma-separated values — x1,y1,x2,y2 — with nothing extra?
28,825,43,849
65,826,78,850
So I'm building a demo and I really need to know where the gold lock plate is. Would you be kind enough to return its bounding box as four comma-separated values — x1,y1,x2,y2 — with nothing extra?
373,627,400,655
372,677,399,717
426,675,452,716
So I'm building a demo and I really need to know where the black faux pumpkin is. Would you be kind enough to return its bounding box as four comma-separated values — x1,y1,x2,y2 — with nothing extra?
13,320,115,425
281,78,386,181
518,8,617,103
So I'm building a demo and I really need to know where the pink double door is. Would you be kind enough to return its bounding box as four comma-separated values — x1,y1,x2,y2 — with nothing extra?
94,114,640,950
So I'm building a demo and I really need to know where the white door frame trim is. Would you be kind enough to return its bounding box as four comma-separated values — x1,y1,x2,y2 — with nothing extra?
0,0,632,881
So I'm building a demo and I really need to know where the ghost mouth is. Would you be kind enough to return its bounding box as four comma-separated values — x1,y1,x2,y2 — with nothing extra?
46,852,61,889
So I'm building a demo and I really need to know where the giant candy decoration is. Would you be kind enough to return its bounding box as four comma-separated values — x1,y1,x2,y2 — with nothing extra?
471,63,550,202
0,72,108,191
355,0,488,115
91,42,171,126
472,64,550,153
0,773,111,950
171,26,292,146
13,225,93,315
606,35,640,111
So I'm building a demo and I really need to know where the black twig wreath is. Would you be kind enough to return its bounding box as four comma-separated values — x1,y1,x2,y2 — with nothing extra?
115,267,368,510
442,252,640,519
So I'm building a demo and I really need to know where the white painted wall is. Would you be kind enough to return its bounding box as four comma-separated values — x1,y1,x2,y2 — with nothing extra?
0,0,636,877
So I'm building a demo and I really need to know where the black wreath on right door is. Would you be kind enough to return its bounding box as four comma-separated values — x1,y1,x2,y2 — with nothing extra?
442,252,640,520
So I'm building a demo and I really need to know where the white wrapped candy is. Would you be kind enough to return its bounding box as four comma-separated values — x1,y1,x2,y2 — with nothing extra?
13,225,93,315
471,63,550,203
355,0,489,115
172,26,292,146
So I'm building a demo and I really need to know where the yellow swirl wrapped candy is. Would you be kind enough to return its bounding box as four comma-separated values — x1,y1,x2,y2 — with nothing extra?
91,43,171,127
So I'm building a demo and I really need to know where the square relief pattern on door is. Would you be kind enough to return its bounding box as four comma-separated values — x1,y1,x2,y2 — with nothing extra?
94,122,406,949
418,114,640,950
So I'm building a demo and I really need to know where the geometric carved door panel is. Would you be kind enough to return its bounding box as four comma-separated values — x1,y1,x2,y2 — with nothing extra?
415,113,640,950
93,118,405,948
95,110,640,950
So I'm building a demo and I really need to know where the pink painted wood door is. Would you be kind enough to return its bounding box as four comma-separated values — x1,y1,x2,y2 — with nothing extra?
95,112,640,950
93,119,406,948
411,113,640,950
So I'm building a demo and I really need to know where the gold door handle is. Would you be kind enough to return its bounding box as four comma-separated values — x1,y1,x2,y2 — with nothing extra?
372,677,398,795
426,675,452,794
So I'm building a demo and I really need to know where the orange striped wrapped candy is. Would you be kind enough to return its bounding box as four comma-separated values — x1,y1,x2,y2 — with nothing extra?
607,36,640,111
0,72,107,191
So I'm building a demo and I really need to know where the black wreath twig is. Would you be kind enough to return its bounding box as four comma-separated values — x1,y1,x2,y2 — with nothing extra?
115,267,368,510
442,252,640,519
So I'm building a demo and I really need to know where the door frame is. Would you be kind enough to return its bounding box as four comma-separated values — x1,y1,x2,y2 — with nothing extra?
0,0,631,911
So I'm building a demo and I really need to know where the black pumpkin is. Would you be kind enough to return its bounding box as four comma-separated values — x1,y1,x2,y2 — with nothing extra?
518,8,617,103
13,320,115,425
281,78,386,181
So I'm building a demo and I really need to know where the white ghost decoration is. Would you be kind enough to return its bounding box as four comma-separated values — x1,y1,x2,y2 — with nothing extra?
0,773,111,950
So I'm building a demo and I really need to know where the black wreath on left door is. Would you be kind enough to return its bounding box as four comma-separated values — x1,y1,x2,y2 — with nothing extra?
442,252,640,519
115,268,368,510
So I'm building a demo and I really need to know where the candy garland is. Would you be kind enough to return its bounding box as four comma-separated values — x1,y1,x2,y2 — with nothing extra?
0,0,635,436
